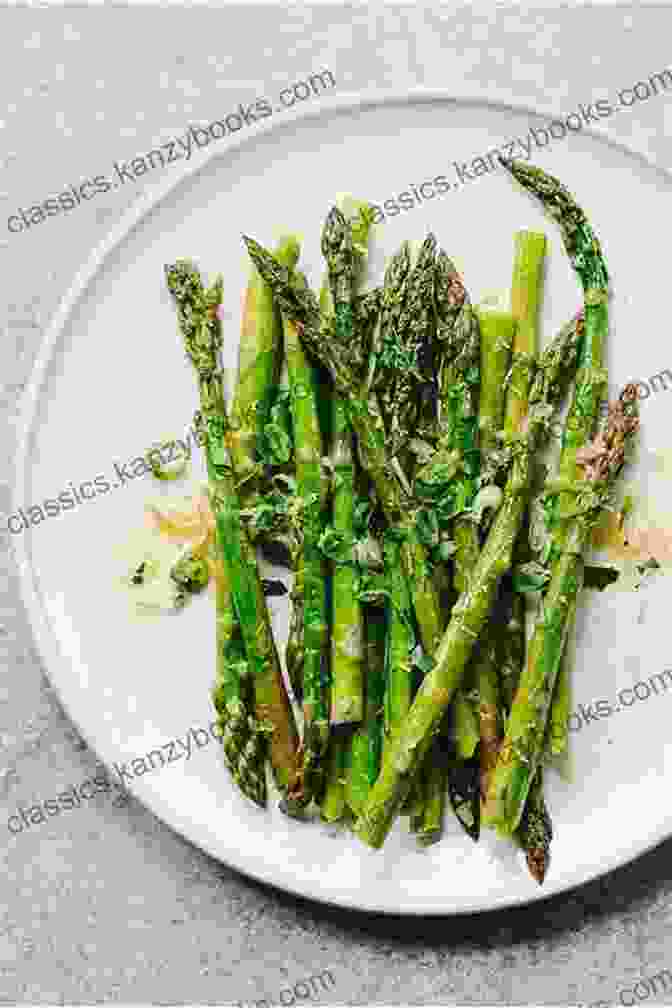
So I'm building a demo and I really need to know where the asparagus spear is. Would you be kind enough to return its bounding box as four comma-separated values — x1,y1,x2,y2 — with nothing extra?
546,601,576,756
202,240,300,800
329,401,365,725
210,547,266,806
369,239,439,807
165,260,301,800
285,555,305,703
374,235,437,456
482,158,611,833
517,767,553,884
503,231,547,438
229,236,300,496
477,310,516,472
419,255,480,793
283,302,330,801
428,284,503,838
414,249,479,540
243,234,442,655
365,243,411,395
381,531,416,766
430,250,481,530
478,234,547,817
168,265,267,806
320,731,347,823
345,602,386,817
474,634,501,804
321,205,374,725
352,312,583,847
484,386,639,834
499,585,525,714
373,236,444,660
496,577,554,881
415,737,447,846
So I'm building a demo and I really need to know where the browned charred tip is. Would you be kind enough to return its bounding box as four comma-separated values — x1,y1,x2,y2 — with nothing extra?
526,848,549,885
577,382,640,481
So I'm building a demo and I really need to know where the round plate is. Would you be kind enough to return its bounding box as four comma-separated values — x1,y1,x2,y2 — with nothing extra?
12,91,672,914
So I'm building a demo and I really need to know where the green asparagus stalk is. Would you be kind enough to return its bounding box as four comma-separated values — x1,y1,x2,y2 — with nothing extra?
416,738,447,846
365,243,411,395
496,577,554,881
501,158,609,483
229,236,300,495
227,238,300,782
210,547,266,806
283,305,330,801
503,231,547,438
484,386,639,834
474,634,501,804
428,263,485,837
372,242,433,823
546,600,576,756
478,234,545,816
320,731,347,823
452,665,479,760
408,757,427,834
483,157,612,833
382,532,416,756
499,585,525,714
415,250,480,551
286,558,305,703
202,239,300,803
428,266,481,838
477,311,516,466
472,312,516,807
322,205,374,725
446,660,479,838
431,250,481,518
345,603,386,817
329,407,365,725
165,261,301,800
243,234,442,656
375,235,437,455
352,310,583,847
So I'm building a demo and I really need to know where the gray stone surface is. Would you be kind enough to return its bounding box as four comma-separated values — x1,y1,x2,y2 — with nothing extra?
2,4,672,1004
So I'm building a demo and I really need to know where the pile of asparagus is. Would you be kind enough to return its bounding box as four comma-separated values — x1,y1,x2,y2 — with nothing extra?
165,159,639,884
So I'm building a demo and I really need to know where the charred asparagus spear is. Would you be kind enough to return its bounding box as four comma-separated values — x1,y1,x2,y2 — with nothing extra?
518,767,553,884
210,548,266,806
165,260,301,800
497,578,554,883
205,239,300,802
481,232,546,817
283,300,330,803
483,158,612,834
485,387,639,833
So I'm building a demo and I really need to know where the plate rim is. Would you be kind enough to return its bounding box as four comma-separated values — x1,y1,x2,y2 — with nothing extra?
11,85,672,916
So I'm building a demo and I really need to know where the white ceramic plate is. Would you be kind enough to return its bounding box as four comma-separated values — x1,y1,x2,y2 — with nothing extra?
13,92,672,914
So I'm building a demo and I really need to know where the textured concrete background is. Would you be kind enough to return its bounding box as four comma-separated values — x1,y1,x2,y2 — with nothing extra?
2,4,672,1004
